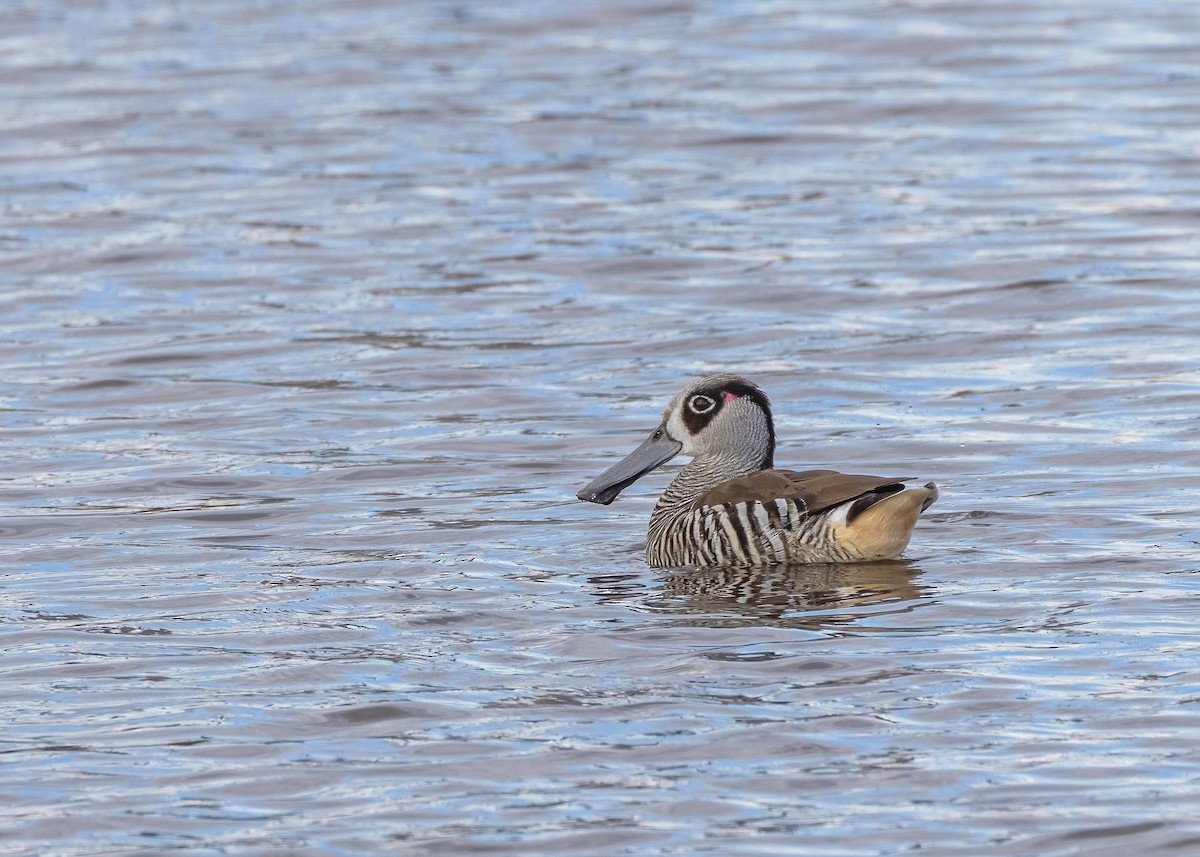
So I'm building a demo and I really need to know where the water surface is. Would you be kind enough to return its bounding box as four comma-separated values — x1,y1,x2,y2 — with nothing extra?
3,1,1200,855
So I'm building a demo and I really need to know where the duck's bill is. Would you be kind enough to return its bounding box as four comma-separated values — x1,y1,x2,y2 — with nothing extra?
576,424,682,505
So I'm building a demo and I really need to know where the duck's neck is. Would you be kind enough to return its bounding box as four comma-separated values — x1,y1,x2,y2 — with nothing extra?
650,453,764,525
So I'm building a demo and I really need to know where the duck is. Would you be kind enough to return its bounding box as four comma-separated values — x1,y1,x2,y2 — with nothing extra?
576,373,938,568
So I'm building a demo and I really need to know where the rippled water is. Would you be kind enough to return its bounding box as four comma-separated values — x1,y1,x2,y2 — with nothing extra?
4,1,1200,854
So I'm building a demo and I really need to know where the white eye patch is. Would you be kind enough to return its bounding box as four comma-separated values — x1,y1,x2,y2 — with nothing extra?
688,394,715,414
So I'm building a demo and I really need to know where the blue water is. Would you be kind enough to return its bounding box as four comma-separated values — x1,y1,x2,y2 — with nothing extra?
3,1,1200,855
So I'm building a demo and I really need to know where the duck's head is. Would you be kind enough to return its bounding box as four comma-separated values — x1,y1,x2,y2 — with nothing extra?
577,373,776,505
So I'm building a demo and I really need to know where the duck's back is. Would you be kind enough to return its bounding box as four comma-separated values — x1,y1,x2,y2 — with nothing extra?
651,469,936,568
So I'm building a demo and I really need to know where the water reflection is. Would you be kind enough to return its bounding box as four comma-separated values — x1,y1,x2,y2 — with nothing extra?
650,560,931,630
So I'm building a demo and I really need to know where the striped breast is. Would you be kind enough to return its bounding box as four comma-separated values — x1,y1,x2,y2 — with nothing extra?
647,498,834,567
646,469,913,568
691,499,853,566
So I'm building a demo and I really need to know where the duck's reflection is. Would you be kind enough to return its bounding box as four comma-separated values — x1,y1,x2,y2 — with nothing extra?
648,560,930,630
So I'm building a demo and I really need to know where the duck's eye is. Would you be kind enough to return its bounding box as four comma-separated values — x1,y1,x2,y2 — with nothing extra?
688,394,715,414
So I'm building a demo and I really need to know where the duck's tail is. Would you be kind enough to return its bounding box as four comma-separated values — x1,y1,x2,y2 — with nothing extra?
832,481,938,560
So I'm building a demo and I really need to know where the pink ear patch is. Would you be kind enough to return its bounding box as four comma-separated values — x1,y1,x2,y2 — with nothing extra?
721,390,739,402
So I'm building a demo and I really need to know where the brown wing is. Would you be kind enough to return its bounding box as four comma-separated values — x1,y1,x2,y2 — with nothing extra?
694,468,905,514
